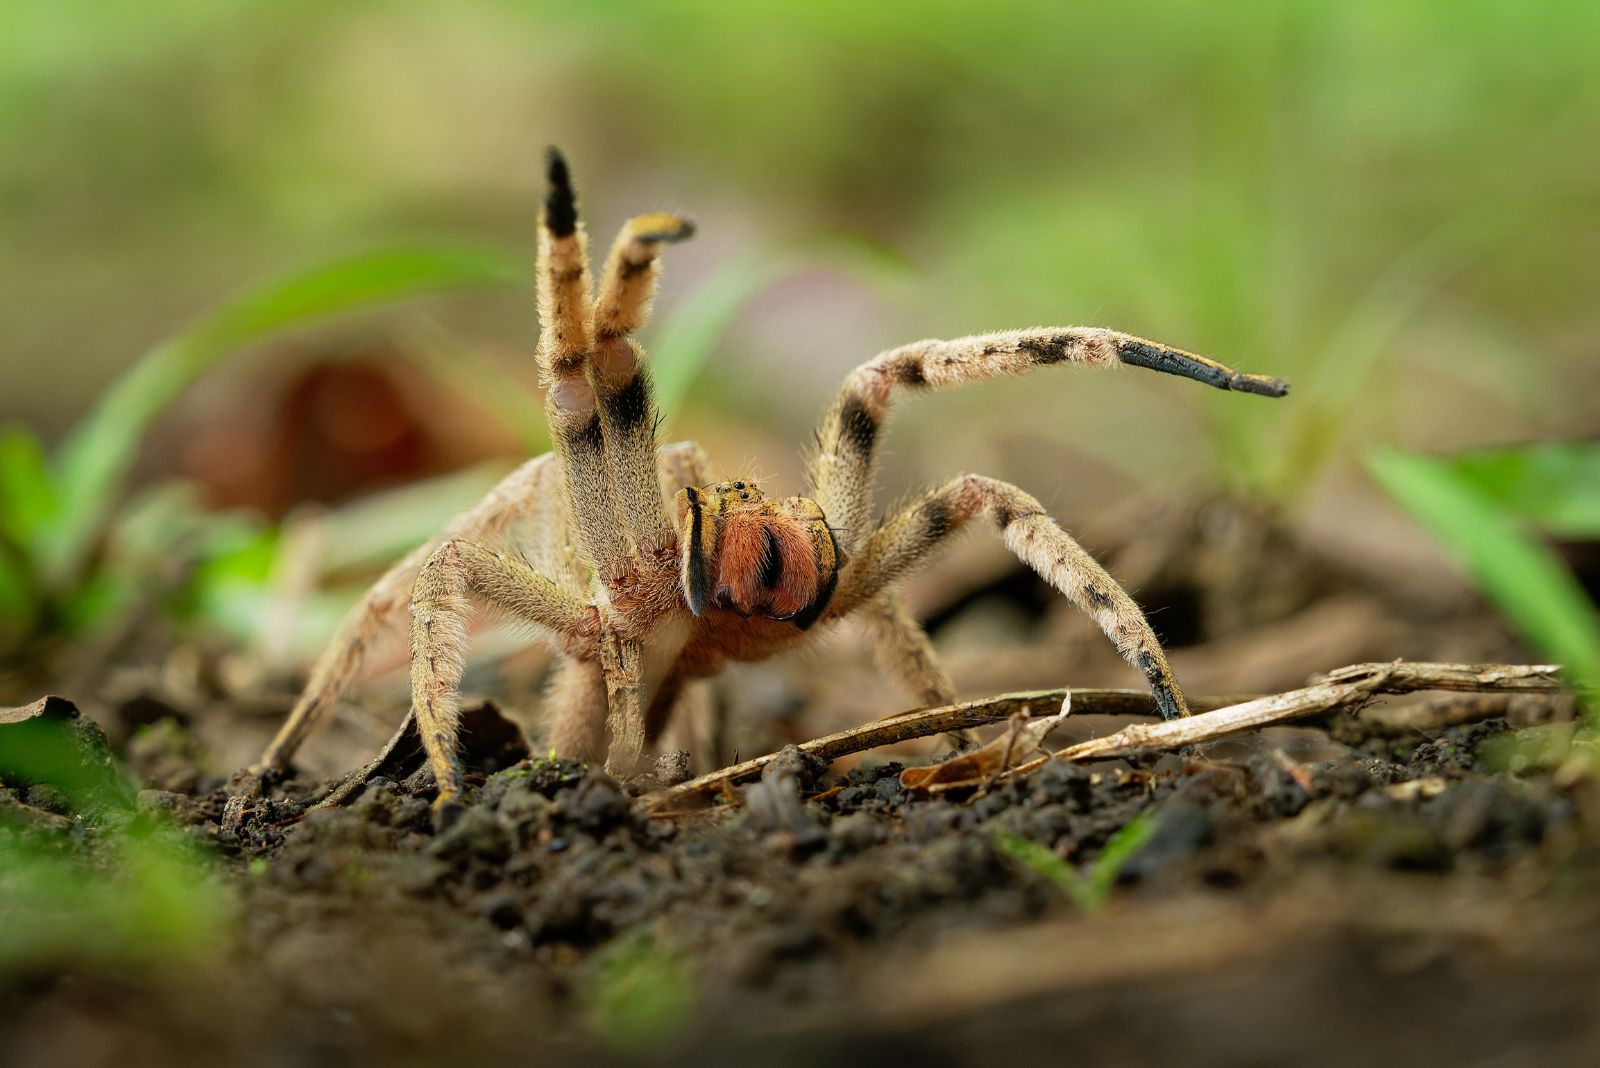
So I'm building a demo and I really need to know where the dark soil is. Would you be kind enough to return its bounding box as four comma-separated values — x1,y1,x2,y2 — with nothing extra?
5,502,1600,1067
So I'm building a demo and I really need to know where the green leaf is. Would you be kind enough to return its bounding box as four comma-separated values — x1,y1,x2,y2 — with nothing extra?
992,831,1095,908
0,426,57,547
1090,811,1160,892
1447,442,1600,539
0,827,230,973
1265,206,1524,500
43,243,528,587
1368,448,1600,707
0,428,52,634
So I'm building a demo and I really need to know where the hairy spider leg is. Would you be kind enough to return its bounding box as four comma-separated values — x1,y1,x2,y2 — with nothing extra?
830,474,1189,720
257,454,571,772
806,326,1288,560
409,539,598,803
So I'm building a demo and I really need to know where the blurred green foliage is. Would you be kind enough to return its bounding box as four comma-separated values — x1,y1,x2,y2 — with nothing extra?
404,234,913,452
0,826,230,975
0,246,523,658
5,1,1595,495
1,707,229,975
1370,443,1600,711
581,927,697,1050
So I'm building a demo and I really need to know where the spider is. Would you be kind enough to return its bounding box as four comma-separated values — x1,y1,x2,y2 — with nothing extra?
255,149,1288,808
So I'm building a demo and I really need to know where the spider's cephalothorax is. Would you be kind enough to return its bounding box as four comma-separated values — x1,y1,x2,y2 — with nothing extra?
677,480,840,628
256,148,1290,806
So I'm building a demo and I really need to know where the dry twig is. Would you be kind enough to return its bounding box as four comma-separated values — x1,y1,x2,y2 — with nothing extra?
643,661,1564,812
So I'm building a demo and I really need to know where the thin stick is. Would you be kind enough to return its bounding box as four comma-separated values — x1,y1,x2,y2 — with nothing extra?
643,661,1564,812
643,687,1251,812
1010,661,1562,778
1313,660,1564,695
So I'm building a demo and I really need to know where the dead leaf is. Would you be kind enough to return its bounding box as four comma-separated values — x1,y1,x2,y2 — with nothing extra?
900,697,1071,794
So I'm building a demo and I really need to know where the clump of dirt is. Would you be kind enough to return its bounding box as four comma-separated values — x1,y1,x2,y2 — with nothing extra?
6,691,1599,1067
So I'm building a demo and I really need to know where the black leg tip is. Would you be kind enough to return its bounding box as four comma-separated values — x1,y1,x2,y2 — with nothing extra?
1117,338,1290,400
1230,373,1291,398
637,217,697,244
545,145,570,188
544,146,577,237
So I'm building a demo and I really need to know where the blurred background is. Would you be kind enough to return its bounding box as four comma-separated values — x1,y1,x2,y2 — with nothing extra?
2,1,1598,762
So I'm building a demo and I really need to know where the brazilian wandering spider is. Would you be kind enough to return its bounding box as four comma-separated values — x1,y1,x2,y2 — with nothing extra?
256,149,1289,807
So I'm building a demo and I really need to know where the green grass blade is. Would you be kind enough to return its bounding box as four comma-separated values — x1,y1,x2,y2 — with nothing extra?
991,832,1098,911
1368,448,1600,707
1447,442,1600,539
0,427,58,547
1089,811,1159,898
648,258,791,425
43,244,528,586
0,428,55,636
1269,208,1517,499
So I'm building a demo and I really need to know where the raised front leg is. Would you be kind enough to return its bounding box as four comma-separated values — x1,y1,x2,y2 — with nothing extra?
536,150,692,636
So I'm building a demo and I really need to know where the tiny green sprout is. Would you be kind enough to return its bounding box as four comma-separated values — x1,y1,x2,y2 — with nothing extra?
247,858,268,877
992,811,1159,912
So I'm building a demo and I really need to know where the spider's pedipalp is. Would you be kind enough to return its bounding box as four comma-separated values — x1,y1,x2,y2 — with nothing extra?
657,440,713,535
831,474,1189,721
807,327,1289,557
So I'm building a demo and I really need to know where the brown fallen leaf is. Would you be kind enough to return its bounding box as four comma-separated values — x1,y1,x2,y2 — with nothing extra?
900,694,1071,795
